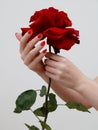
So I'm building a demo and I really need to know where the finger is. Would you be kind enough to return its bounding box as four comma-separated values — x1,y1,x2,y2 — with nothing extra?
20,29,33,53
34,49,47,63
45,65,57,74
44,59,58,68
28,49,47,69
21,33,43,57
23,41,46,65
45,52,64,62
45,71,57,80
15,33,22,41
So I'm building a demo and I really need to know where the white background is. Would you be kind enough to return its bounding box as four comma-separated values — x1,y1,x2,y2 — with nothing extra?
0,0,98,130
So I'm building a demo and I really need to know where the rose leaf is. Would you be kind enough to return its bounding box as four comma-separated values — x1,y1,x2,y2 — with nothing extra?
65,101,90,113
25,123,40,130
43,93,58,112
40,85,47,97
14,89,37,113
33,107,46,117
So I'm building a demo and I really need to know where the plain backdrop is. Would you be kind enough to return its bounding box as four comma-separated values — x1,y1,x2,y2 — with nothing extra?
0,0,98,130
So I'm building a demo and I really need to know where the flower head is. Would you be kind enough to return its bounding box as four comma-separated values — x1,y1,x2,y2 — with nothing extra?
21,7,80,53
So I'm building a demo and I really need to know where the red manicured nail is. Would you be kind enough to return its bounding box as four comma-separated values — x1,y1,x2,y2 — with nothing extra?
28,29,32,34
42,49,47,54
38,33,43,39
40,41,45,46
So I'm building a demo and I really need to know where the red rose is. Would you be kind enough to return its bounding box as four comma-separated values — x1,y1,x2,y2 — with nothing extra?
21,7,80,53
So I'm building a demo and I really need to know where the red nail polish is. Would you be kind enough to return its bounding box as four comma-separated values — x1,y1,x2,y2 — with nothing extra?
42,49,47,54
38,33,43,39
40,41,45,46
28,29,32,34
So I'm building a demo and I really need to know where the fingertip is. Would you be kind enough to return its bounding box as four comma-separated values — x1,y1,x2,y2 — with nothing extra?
42,49,47,54
15,32,22,41
27,29,33,35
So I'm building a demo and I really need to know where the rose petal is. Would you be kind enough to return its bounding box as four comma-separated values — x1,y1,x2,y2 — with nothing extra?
44,27,80,50
21,28,31,35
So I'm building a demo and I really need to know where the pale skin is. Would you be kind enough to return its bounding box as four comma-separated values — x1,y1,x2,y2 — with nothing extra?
15,30,98,110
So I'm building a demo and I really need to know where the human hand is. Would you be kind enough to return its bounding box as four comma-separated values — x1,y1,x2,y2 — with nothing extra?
15,30,47,74
44,53,88,90
15,31,93,108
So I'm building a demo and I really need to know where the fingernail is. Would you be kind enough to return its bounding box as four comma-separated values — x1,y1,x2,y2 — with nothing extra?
40,41,45,46
38,33,43,39
42,49,47,54
28,29,33,34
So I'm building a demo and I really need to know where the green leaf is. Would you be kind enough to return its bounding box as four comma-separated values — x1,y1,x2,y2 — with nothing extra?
49,93,57,105
34,93,57,117
33,107,46,117
14,89,37,113
65,101,90,113
40,86,47,97
40,121,52,130
25,123,40,130
43,93,57,112
14,106,22,113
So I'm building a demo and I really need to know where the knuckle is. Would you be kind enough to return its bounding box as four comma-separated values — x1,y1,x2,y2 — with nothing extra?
57,71,63,80
28,51,33,57
27,42,33,49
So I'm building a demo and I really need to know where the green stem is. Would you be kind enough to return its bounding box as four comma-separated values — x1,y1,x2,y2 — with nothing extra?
42,46,52,130
57,104,65,106
44,78,51,121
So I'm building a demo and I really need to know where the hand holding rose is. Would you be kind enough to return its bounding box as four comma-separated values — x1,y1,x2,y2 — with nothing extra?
16,30,98,110
44,52,87,90
15,31,92,109
15,31,47,74
15,30,85,91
